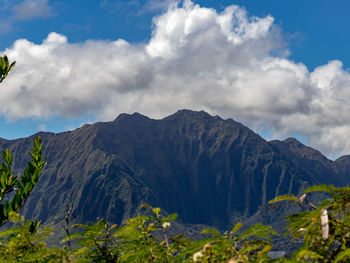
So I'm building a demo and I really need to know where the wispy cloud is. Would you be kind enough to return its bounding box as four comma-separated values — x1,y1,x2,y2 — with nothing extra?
140,0,177,14
2,0,350,157
100,0,141,15
100,0,176,16
0,0,54,33
12,0,54,20
38,123,46,131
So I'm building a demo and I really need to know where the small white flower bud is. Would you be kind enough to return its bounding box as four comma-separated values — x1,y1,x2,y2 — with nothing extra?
162,222,171,229
193,251,203,262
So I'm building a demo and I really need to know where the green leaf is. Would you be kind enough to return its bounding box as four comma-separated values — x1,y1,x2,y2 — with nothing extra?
296,249,323,260
24,182,31,196
153,207,161,217
4,56,9,69
9,61,15,72
72,224,85,228
230,222,242,236
164,213,178,222
61,232,84,243
0,226,20,237
241,223,278,241
0,174,6,189
1,57,5,70
11,193,21,210
268,194,299,204
201,228,222,238
304,184,334,194
140,204,152,210
109,224,119,231
334,248,350,262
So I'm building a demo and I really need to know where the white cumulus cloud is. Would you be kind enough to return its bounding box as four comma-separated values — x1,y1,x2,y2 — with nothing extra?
2,0,350,158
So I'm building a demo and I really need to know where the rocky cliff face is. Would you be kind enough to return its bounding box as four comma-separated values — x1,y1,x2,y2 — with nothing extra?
0,110,347,229
269,138,343,185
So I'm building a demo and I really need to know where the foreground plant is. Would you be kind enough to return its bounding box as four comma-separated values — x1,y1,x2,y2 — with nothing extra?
0,212,63,262
113,204,180,262
269,184,350,262
66,219,119,262
71,204,277,263
0,136,46,226
187,223,278,262
0,55,15,83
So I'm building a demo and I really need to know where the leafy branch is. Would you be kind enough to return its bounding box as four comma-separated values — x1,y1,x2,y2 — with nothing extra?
0,137,46,226
0,55,15,83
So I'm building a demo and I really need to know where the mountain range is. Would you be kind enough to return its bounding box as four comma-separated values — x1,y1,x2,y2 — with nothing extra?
0,109,349,232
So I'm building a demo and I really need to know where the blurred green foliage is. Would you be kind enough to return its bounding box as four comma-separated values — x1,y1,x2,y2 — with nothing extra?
1,184,349,262
270,184,350,262
0,55,15,83
0,137,46,227
0,205,279,263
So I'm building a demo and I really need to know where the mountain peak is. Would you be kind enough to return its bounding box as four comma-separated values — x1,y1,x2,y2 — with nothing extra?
112,109,227,126
163,109,212,120
113,112,150,122
283,137,303,145
271,137,330,163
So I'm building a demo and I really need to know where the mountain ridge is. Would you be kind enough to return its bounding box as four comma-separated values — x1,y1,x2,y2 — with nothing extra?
0,109,348,230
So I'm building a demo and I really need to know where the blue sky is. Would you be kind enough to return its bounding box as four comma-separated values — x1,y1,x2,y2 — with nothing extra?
1,0,350,158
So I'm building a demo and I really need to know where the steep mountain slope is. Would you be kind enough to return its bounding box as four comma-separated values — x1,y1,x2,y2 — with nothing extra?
269,138,343,185
0,110,347,229
335,155,350,180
